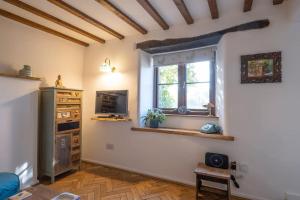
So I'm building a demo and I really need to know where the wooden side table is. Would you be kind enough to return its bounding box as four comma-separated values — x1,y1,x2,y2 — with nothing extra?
194,163,231,200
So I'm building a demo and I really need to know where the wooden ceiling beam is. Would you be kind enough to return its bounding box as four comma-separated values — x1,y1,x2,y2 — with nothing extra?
137,19,270,54
207,0,219,19
3,0,105,43
137,0,169,30
95,0,147,34
273,0,284,5
0,9,89,47
243,0,253,12
47,0,124,39
173,0,193,24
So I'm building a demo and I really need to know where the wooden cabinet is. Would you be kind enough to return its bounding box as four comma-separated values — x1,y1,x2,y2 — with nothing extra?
55,134,72,175
39,87,82,183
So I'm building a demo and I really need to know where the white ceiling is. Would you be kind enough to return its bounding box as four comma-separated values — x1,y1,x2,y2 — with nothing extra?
0,0,283,44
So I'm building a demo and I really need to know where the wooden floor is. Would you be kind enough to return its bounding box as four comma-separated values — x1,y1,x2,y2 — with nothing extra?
44,162,246,200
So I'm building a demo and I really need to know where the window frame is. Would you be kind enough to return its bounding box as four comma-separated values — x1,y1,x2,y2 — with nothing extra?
153,55,216,116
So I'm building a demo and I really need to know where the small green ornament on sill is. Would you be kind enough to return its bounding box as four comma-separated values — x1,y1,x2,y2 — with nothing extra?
142,108,166,128
200,123,222,134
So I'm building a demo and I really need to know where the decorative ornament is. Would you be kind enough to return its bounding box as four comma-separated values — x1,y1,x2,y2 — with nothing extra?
203,103,215,116
55,75,64,88
19,65,32,77
177,105,188,114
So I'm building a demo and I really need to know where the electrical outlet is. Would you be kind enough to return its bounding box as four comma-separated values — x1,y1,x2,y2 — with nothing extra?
285,192,300,200
106,143,114,150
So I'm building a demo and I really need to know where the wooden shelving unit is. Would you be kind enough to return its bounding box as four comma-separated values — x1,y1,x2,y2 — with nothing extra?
91,117,132,122
39,87,83,183
0,72,41,81
131,127,234,141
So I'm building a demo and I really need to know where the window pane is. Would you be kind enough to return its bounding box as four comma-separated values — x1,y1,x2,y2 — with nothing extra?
158,65,178,84
158,85,178,108
186,83,209,109
186,61,210,83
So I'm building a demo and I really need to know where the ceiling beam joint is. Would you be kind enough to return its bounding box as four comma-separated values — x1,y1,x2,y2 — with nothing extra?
173,0,193,24
207,0,219,19
243,0,253,12
0,9,89,47
137,0,169,30
48,0,124,39
96,0,147,34
4,0,105,43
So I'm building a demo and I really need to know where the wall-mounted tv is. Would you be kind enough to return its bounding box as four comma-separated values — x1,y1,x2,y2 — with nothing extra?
95,90,128,116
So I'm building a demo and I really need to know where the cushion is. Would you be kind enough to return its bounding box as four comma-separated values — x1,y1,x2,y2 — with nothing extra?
0,173,20,200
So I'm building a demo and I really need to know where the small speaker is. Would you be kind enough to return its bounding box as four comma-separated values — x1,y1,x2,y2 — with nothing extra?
205,152,229,169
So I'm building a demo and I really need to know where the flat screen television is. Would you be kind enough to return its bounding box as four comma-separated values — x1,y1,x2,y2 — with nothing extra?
95,90,128,116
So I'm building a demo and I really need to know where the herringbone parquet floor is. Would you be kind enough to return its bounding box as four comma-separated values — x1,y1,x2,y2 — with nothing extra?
44,162,246,200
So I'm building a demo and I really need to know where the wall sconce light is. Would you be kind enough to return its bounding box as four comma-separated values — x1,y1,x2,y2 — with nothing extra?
100,58,116,73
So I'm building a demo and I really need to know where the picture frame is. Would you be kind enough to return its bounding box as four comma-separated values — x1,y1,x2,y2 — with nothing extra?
241,52,282,83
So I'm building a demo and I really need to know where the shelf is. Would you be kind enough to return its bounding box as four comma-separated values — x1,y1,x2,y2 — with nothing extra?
165,114,219,118
0,72,41,81
56,128,81,134
91,117,132,122
72,150,81,155
40,87,83,91
72,144,81,148
56,118,80,123
131,127,234,141
56,102,81,105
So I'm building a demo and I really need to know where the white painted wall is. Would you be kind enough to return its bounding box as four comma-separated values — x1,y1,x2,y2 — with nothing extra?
82,1,300,199
222,17,300,199
1,1,299,199
0,17,85,188
0,78,39,188
0,17,84,88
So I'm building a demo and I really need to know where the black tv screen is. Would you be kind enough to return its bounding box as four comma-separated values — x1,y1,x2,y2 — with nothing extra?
95,90,128,115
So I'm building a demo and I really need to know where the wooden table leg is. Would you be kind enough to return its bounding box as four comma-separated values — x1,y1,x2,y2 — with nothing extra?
227,179,231,200
196,175,199,200
196,175,202,200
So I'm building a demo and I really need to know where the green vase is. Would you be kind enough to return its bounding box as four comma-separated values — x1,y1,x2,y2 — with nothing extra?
150,119,159,128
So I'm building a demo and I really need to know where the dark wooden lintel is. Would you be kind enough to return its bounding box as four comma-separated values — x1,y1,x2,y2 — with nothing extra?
136,19,270,54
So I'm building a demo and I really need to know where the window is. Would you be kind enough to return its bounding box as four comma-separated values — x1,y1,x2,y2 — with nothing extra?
154,60,215,115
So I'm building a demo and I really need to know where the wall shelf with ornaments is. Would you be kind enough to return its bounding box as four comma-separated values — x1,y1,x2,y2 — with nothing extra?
0,73,41,81
131,127,234,141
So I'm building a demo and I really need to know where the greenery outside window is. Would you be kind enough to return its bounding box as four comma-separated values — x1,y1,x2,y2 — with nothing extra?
154,60,215,115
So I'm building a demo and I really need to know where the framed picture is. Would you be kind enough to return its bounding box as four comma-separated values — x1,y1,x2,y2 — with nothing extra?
241,52,282,83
